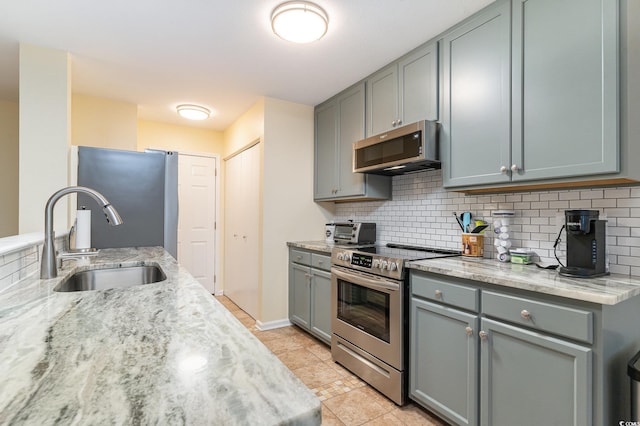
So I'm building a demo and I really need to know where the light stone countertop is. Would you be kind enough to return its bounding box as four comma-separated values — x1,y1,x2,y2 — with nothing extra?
286,241,375,253
0,246,320,425
287,241,640,306
408,256,640,305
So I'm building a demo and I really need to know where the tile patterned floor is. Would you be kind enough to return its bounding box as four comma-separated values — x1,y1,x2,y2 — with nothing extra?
215,296,448,426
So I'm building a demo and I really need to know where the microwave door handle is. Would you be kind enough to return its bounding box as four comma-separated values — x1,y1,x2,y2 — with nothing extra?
331,267,400,292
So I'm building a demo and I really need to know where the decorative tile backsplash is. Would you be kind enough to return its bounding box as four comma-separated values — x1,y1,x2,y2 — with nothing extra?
0,236,67,293
334,169,640,277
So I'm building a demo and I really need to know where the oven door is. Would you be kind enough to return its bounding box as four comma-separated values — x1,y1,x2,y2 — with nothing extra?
331,265,404,370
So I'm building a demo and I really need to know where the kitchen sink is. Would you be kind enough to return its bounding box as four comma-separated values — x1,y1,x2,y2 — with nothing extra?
54,265,167,292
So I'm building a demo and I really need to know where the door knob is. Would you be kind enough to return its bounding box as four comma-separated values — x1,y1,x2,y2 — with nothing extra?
511,164,519,172
465,326,473,336
500,166,508,174
479,331,489,341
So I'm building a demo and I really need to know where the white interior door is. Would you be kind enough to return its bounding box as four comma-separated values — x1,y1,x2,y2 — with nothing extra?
224,143,260,319
178,153,217,293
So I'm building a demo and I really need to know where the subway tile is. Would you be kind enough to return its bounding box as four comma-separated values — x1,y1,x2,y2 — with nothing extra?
605,188,631,199
618,198,640,208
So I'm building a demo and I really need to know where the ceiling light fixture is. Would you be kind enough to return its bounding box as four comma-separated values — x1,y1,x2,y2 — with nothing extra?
176,104,210,120
271,1,329,44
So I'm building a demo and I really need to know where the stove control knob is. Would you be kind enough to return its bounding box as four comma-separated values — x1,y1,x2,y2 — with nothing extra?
343,253,351,262
389,262,398,271
380,261,389,270
336,253,344,261
372,259,380,268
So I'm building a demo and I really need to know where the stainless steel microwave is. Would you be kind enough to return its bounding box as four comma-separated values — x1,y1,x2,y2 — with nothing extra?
353,120,440,176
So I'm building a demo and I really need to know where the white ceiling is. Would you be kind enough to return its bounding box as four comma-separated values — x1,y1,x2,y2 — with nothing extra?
0,0,494,131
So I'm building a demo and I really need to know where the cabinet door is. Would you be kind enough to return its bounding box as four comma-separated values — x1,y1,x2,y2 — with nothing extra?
289,262,310,329
399,42,439,124
480,318,592,426
367,64,399,135
310,269,332,344
314,100,338,199
441,2,512,188
337,82,366,198
511,0,618,181
411,298,479,426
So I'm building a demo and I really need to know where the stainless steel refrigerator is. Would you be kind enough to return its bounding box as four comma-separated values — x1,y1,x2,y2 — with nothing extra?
77,146,178,258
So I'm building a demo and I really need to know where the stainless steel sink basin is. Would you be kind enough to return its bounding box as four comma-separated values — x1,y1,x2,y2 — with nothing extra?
54,265,167,292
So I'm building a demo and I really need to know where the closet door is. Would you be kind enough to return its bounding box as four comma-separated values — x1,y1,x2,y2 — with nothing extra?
224,143,260,319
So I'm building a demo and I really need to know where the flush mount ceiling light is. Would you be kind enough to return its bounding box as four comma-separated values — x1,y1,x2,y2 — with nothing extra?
271,1,329,44
176,104,210,120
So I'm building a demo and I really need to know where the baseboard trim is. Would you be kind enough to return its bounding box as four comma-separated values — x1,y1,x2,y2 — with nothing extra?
256,318,292,331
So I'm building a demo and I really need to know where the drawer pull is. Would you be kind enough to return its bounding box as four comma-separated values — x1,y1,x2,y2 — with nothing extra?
296,255,302,260
317,261,323,265
465,326,473,336
479,331,489,341
435,290,443,299
521,309,531,320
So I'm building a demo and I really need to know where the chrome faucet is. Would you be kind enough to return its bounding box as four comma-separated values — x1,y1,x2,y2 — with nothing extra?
40,186,123,279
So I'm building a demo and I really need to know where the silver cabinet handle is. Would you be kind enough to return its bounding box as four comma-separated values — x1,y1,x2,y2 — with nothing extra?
397,119,402,126
500,166,508,174
435,289,443,299
296,255,302,260
479,331,489,340
391,120,397,127
465,326,473,336
317,261,323,265
511,164,519,172
521,309,531,320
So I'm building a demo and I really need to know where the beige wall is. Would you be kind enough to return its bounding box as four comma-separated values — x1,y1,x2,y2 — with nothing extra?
0,100,19,237
72,94,137,150
261,98,333,323
223,98,265,157
221,96,333,324
138,120,224,154
19,44,71,234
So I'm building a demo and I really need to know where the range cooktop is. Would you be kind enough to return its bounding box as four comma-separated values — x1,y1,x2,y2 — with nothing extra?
331,243,461,280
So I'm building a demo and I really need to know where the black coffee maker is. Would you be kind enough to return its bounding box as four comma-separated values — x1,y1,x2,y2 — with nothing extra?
559,209,608,278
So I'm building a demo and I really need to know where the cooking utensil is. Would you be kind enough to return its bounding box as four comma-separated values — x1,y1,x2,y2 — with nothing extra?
453,212,465,231
462,212,472,233
471,224,489,233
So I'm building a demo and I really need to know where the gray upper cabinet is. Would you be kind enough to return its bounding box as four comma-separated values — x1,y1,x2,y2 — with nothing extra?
441,2,512,188
510,0,619,181
442,0,619,188
314,82,391,201
314,100,338,200
367,42,439,136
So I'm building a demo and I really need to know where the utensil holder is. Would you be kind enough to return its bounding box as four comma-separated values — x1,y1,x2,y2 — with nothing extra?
462,233,484,257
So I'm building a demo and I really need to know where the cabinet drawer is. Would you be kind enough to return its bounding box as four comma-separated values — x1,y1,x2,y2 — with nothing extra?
290,249,312,266
482,291,593,344
311,253,331,271
411,273,479,312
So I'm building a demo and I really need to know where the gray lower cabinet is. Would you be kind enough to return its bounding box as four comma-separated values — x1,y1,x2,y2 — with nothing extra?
409,270,635,425
442,0,619,188
480,317,591,426
410,298,479,426
288,248,332,344
367,42,439,136
314,82,390,201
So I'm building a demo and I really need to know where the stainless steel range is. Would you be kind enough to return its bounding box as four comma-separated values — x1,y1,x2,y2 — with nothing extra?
331,244,460,405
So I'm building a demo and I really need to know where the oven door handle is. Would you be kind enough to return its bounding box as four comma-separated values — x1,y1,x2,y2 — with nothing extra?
331,267,400,292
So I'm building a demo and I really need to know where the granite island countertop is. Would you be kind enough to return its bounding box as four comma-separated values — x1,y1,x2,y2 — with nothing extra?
408,256,640,305
0,247,320,425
